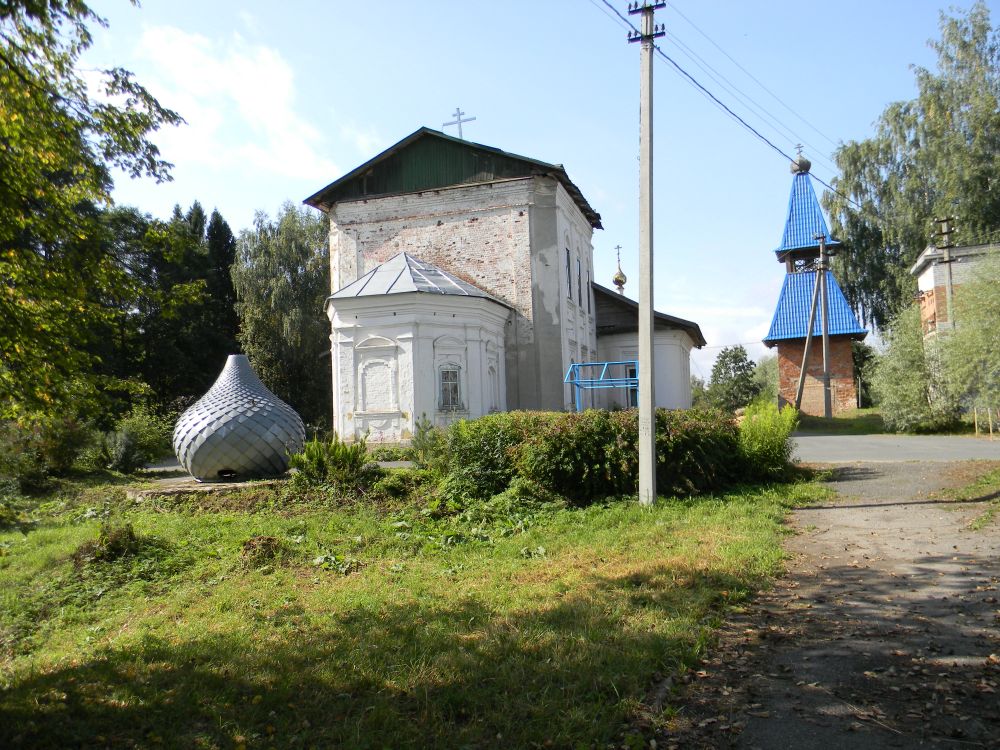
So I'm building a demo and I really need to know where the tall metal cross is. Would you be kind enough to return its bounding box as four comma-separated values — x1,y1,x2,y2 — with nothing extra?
443,107,476,139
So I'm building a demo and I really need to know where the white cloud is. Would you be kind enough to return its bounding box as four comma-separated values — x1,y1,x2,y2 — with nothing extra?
132,25,339,183
338,122,386,158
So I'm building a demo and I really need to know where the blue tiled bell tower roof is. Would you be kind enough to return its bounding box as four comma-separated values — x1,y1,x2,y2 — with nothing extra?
775,170,841,256
764,271,866,344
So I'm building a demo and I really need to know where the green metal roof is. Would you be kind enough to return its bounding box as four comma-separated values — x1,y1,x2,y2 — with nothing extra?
303,127,602,229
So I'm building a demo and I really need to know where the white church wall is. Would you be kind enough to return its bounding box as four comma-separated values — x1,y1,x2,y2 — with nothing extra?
328,294,509,442
594,330,694,411
555,182,598,409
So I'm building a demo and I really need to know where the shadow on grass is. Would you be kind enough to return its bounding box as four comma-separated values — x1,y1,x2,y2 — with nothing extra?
0,566,749,749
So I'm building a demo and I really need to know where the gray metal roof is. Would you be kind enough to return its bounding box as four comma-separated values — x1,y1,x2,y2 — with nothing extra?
328,253,506,304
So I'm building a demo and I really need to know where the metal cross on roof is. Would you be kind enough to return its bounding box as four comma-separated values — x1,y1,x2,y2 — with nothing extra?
443,107,476,139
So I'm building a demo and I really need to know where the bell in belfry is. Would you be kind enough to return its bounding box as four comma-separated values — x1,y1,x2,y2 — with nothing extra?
173,354,306,481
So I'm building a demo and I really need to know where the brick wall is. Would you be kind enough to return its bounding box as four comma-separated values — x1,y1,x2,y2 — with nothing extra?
776,336,857,416
324,176,596,411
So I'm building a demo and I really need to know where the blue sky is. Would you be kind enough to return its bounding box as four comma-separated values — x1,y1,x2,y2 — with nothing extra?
85,0,987,378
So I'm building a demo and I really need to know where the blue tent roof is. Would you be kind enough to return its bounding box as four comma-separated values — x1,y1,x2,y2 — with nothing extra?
775,172,840,255
764,271,866,343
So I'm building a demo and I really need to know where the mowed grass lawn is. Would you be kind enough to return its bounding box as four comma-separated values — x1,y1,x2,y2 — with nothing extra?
1,476,827,749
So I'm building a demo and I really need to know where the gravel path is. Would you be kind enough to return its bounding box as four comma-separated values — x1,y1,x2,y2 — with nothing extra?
668,460,1000,749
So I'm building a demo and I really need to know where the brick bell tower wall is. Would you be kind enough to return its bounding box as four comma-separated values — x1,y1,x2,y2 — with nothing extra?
776,336,858,416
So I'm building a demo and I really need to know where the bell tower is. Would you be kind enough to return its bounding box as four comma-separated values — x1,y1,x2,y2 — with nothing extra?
763,156,867,416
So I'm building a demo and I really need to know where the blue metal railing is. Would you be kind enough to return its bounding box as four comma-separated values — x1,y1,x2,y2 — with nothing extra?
563,360,639,411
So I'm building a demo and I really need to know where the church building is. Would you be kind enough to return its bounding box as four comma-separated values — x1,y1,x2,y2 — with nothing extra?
763,156,866,415
304,127,704,441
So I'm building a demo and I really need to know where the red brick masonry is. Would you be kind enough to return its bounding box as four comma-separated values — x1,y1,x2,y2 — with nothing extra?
776,336,857,416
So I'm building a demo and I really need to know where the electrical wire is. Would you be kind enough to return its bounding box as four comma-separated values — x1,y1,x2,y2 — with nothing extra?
596,0,864,212
661,27,840,176
664,2,841,149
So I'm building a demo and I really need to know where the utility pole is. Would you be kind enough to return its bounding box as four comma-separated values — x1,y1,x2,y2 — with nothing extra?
628,1,665,506
934,216,956,329
818,235,833,419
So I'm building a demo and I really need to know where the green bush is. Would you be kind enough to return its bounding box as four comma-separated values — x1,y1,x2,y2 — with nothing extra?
0,417,94,491
738,402,798,480
445,412,550,500
437,408,750,507
99,430,147,474
115,405,175,461
373,468,436,502
289,433,377,486
655,408,742,496
411,414,449,472
73,522,141,566
517,410,637,505
368,444,416,462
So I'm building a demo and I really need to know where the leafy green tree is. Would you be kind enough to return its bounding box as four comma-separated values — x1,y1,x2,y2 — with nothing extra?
752,354,778,404
824,2,1000,330
941,251,1000,411
690,375,710,409
0,0,181,418
707,345,761,412
233,203,331,428
871,306,959,432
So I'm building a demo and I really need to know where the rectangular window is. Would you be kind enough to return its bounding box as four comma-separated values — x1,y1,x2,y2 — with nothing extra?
440,368,461,410
577,258,582,306
565,248,572,300
586,271,592,314
627,365,638,408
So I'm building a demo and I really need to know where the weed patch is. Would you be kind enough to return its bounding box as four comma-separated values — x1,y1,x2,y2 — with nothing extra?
0,474,827,748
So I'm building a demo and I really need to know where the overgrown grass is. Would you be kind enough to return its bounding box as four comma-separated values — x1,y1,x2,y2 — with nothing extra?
0,476,825,748
796,407,887,434
946,464,1000,530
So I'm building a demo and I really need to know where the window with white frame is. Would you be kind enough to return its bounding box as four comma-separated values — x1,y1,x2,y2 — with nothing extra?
439,366,462,410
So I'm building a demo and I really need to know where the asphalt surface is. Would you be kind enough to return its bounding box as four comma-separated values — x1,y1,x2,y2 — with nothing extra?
793,433,1000,463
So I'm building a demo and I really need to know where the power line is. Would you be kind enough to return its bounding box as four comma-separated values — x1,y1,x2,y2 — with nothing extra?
664,3,840,149
661,28,840,176
597,0,863,212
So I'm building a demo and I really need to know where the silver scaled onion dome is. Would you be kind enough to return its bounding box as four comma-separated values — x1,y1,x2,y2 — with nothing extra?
173,354,306,482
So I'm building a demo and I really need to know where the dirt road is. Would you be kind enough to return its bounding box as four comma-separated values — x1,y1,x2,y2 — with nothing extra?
669,461,1000,749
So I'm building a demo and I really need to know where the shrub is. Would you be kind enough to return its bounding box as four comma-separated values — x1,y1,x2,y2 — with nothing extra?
373,468,435,503
411,414,448,472
115,405,176,462
73,522,141,566
445,412,550,500
655,408,742,496
738,402,798,480
517,410,636,505
0,417,93,491
437,408,744,506
290,433,377,486
368,444,416,462
99,429,147,473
